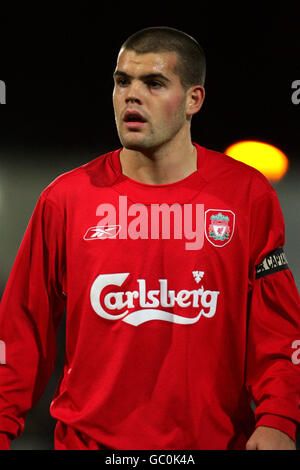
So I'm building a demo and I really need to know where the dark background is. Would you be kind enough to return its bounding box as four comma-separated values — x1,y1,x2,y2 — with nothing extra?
1,3,300,157
0,2,299,450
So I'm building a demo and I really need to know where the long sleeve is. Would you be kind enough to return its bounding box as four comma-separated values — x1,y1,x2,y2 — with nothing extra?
245,187,300,441
0,189,67,448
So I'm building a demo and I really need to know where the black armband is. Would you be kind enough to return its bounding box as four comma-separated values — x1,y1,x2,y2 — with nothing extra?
255,247,289,279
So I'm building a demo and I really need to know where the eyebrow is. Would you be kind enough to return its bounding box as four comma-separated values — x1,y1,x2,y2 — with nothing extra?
113,70,171,83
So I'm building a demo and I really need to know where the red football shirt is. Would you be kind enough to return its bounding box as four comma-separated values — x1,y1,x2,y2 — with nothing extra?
0,143,299,450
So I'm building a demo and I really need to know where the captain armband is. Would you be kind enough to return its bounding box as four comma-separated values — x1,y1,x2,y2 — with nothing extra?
255,247,289,279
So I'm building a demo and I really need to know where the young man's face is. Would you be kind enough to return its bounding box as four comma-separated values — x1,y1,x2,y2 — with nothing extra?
113,48,190,152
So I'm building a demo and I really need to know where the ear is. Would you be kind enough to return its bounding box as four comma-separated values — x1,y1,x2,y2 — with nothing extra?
186,85,205,118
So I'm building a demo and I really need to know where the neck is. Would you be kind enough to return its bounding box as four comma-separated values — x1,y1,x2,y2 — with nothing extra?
120,136,197,185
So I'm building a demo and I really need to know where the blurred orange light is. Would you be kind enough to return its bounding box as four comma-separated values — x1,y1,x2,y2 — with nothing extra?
225,141,289,181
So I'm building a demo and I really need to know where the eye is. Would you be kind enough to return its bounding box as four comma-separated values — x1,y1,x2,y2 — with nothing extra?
147,80,163,89
116,77,130,87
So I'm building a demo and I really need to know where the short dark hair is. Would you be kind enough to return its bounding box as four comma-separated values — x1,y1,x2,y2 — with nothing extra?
121,26,206,89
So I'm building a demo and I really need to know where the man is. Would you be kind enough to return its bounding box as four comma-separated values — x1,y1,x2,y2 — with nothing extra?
0,27,299,450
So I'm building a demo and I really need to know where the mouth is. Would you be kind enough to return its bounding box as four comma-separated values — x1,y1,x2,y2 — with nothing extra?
123,110,147,130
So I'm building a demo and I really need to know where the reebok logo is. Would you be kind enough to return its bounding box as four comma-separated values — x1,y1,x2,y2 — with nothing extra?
90,272,220,327
84,225,121,240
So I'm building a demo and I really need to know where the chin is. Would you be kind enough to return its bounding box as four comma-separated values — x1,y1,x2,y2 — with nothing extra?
120,134,150,151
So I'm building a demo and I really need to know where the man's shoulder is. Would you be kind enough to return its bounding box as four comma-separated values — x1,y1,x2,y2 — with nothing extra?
200,145,274,198
203,145,268,180
41,149,119,202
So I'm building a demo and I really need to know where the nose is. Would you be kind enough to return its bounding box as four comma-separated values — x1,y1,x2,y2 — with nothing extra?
125,80,143,105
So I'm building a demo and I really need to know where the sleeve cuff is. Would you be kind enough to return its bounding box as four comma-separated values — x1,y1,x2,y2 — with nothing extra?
255,414,297,442
0,432,11,450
